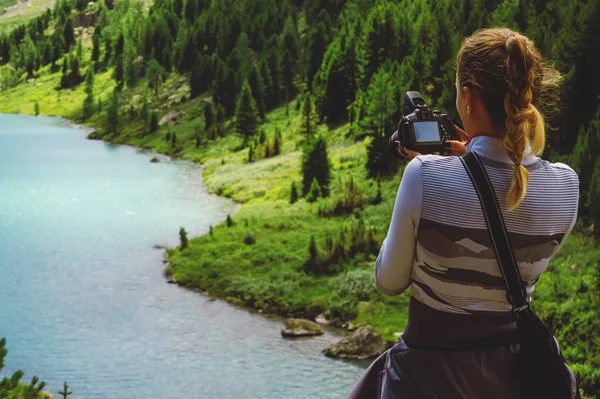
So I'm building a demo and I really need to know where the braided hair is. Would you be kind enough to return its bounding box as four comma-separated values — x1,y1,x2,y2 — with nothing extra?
456,28,561,210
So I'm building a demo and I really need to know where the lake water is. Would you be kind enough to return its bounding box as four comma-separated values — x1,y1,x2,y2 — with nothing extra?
0,114,366,399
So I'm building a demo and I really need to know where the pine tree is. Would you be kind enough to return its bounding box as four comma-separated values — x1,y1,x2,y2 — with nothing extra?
301,135,330,197
306,177,322,202
63,18,75,49
362,67,399,178
170,132,178,151
226,214,234,227
106,89,120,136
272,128,282,156
301,95,318,139
179,227,188,250
57,381,72,399
247,142,255,163
234,80,260,145
204,103,215,132
150,112,159,133
248,65,266,121
306,22,328,91
303,235,319,275
114,54,125,87
147,59,164,96
91,33,101,67
290,181,298,204
34,101,40,116
140,95,149,125
82,68,95,120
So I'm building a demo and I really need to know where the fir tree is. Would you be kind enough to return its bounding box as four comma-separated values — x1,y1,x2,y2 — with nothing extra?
248,65,266,121
301,95,318,139
234,80,260,145
91,33,101,67
290,181,298,204
57,381,72,399
362,67,399,178
34,101,40,116
140,96,149,125
301,135,330,197
106,89,120,136
179,227,188,250
149,112,159,133
306,177,322,202
82,68,95,120
272,128,282,156
226,214,234,227
147,59,164,96
63,18,75,49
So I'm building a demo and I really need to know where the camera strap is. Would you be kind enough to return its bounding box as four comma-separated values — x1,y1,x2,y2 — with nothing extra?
459,152,529,313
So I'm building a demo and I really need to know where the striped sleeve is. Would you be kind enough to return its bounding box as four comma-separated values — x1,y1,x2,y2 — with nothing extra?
375,157,422,296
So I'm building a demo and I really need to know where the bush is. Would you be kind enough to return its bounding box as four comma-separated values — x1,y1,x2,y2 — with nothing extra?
326,297,358,322
179,227,188,250
319,177,364,216
243,234,256,245
330,268,378,302
226,214,234,227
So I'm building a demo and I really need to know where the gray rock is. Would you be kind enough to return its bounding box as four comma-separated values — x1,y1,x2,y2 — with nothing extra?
159,110,183,126
281,318,324,337
315,313,331,325
323,326,386,360
153,244,168,249
150,156,160,163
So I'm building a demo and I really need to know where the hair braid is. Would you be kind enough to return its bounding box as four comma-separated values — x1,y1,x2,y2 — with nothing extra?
502,34,545,209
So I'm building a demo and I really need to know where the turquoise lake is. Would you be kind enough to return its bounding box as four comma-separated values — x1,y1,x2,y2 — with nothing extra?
0,114,366,398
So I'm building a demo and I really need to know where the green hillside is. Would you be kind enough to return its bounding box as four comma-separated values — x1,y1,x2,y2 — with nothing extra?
1,0,599,397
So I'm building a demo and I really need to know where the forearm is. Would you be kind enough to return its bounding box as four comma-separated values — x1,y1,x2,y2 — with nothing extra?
375,158,422,296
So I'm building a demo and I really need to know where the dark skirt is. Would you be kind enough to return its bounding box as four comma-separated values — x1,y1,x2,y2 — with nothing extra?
347,337,578,399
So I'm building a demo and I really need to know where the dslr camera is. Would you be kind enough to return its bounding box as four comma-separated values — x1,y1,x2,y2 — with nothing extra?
389,91,461,155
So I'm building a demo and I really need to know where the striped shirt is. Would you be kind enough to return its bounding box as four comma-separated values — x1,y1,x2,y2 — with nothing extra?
375,136,579,347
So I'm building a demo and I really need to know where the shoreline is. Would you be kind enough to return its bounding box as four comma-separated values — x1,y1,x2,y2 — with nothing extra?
3,111,352,335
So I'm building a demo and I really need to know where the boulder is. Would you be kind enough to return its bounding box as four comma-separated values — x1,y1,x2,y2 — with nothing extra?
281,318,324,337
315,313,331,325
150,156,160,163
159,110,183,126
322,326,386,360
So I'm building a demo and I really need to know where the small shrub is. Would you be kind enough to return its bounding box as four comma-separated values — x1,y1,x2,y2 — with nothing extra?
226,214,234,227
330,269,378,302
179,227,188,250
326,297,358,322
34,101,40,116
244,234,256,245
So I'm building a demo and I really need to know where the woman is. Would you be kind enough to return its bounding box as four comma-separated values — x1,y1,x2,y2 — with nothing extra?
350,28,580,398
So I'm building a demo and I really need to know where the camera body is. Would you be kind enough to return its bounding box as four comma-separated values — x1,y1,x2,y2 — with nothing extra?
389,91,459,155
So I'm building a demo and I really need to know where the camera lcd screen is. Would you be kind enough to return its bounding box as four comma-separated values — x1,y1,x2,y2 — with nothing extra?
413,121,441,143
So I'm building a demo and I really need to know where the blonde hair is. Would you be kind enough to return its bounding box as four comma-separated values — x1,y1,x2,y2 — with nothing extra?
457,28,561,210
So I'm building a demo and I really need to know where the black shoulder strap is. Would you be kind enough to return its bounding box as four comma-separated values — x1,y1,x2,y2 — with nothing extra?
459,152,529,311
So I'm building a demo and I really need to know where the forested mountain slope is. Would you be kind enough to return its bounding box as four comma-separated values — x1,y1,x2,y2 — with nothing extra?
0,0,599,396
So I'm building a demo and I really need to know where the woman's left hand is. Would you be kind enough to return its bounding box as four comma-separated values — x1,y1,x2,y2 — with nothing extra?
394,141,421,160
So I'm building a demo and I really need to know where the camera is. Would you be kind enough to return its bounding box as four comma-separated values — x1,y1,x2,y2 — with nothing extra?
389,91,462,155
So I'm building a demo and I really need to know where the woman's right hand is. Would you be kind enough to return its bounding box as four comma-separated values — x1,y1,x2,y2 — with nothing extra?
444,125,469,156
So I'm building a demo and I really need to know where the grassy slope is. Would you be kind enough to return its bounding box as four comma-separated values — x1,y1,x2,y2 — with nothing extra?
0,0,53,33
1,43,598,397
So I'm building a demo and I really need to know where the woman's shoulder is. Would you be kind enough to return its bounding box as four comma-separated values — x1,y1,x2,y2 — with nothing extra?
537,158,579,184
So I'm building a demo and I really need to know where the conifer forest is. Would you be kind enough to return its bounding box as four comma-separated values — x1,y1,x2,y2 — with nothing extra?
0,0,599,397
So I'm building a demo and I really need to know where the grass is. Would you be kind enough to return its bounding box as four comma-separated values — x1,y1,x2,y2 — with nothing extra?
1,42,599,397
0,0,53,33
